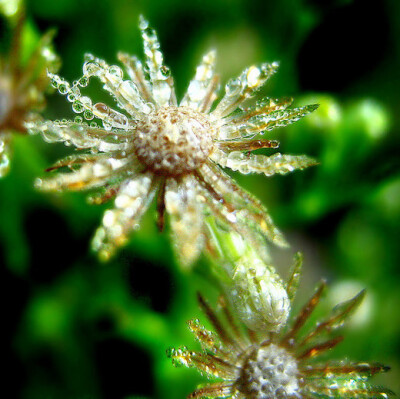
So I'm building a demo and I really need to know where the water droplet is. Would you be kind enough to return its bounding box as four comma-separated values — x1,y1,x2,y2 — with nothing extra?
67,93,76,102
90,121,98,128
246,66,261,88
160,65,171,78
83,62,99,76
72,100,84,113
67,86,80,103
143,27,157,42
78,76,89,87
111,113,128,127
119,80,140,101
84,53,95,62
108,65,123,79
74,116,83,123
84,109,94,120
143,102,155,114
94,102,109,115
139,15,149,30
261,62,279,76
58,83,70,95
225,78,242,96
50,76,59,88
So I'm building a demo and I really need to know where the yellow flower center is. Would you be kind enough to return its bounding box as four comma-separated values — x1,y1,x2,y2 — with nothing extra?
134,106,214,176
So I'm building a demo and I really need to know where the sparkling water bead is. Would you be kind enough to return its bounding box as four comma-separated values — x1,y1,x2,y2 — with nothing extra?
58,82,70,95
83,109,94,120
108,65,123,78
72,100,84,113
78,76,89,87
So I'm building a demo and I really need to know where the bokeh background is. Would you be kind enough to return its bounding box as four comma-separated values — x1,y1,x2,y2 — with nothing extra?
2,0,399,398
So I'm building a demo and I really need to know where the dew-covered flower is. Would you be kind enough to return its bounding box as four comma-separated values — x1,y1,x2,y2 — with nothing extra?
169,260,393,398
28,16,318,264
0,2,59,176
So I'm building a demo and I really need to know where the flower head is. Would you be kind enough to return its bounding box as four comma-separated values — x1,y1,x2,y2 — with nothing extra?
0,2,59,176
169,258,393,398
28,17,318,265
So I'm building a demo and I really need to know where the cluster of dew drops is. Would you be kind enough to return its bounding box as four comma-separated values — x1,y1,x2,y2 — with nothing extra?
47,15,177,142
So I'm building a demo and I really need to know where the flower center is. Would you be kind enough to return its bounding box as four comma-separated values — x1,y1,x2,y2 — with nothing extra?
238,344,299,399
134,106,214,176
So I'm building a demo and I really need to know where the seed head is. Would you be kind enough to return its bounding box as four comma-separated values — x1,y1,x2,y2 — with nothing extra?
237,344,299,399
134,106,214,176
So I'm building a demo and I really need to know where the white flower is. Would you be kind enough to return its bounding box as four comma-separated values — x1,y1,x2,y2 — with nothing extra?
28,16,317,265
169,258,392,399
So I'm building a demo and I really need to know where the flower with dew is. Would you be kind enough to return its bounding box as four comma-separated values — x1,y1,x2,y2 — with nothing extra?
0,1,59,176
169,255,393,398
28,16,318,265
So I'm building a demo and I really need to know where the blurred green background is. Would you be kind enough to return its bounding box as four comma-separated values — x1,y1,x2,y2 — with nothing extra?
1,0,399,398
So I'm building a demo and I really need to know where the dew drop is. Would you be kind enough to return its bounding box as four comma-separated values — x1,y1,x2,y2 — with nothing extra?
143,27,157,42
160,65,171,78
94,102,109,115
143,102,155,114
108,65,123,79
246,66,261,88
225,78,242,96
139,15,149,30
50,76,59,88
67,86,80,103
74,116,83,123
72,100,84,113
84,109,94,120
83,62,99,76
78,76,89,87
67,93,76,102
84,53,95,62
58,83,70,95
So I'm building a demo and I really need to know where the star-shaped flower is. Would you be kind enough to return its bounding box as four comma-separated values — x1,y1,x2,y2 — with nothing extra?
0,3,59,177
28,17,318,265
169,257,393,398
